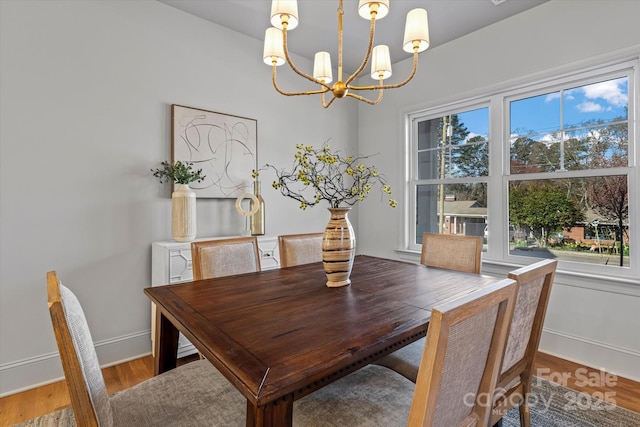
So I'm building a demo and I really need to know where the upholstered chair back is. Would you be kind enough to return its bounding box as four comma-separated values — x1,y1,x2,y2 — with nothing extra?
409,278,517,426
420,232,483,274
501,259,556,373
278,233,323,268
491,259,557,426
191,237,261,280
48,271,113,427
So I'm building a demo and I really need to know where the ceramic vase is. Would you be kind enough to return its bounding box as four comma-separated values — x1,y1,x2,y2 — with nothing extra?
322,207,355,287
172,184,196,242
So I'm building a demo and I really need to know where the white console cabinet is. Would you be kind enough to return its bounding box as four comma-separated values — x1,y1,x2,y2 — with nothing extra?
150,236,280,357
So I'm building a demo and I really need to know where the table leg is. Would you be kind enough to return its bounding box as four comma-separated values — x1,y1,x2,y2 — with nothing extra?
153,309,179,375
246,397,293,427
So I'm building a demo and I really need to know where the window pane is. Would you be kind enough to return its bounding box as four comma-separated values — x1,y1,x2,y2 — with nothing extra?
510,77,629,174
451,138,489,177
563,77,628,129
416,183,487,245
510,92,560,136
565,124,628,169
458,108,489,137
418,148,442,180
510,136,561,174
417,108,489,179
508,177,630,267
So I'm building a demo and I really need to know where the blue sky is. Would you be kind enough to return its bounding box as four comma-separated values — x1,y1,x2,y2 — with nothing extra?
457,77,628,141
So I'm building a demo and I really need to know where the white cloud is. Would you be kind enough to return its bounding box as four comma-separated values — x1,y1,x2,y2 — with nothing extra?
588,128,601,139
538,133,565,146
545,92,560,102
577,101,603,113
464,132,485,142
582,79,628,107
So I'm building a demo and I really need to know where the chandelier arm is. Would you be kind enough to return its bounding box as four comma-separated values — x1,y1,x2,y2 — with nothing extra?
272,64,330,96
321,92,338,109
349,50,419,91
346,87,383,106
282,27,332,91
344,16,376,87
323,95,338,109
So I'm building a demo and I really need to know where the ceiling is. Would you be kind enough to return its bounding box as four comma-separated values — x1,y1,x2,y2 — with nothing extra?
157,0,548,75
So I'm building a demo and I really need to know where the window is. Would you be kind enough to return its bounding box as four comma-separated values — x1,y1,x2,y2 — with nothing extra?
408,106,489,248
508,75,630,269
406,60,636,277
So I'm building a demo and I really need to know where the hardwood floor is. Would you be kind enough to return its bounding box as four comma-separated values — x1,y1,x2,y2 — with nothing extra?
1,352,638,426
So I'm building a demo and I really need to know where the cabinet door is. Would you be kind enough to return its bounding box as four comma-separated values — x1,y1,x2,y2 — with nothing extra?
168,248,193,283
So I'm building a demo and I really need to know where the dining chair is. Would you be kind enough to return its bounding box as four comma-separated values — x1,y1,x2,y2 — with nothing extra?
278,232,323,268
420,232,483,274
46,271,245,427
374,232,484,382
191,236,261,280
491,259,557,427
294,278,518,427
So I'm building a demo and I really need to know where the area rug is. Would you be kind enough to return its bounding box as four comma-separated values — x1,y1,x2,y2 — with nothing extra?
12,377,640,426
500,377,640,427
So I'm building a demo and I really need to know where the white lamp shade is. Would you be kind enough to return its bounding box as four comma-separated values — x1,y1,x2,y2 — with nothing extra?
271,0,299,30
370,45,392,80
313,52,333,83
263,27,285,66
402,8,429,53
358,0,390,20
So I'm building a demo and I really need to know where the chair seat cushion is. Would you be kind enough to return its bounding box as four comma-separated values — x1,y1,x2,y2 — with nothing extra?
110,360,245,426
293,365,414,426
373,337,425,383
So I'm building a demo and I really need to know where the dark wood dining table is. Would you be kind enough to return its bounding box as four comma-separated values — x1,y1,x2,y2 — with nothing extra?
144,255,502,427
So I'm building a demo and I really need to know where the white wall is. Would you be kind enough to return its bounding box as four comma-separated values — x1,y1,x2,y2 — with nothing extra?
355,0,640,381
0,0,357,395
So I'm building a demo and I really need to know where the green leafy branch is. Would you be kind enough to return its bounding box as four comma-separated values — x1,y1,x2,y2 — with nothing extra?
151,161,206,185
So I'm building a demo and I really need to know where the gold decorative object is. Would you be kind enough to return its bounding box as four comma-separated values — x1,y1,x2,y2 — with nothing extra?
235,192,259,235
250,180,265,235
263,0,430,108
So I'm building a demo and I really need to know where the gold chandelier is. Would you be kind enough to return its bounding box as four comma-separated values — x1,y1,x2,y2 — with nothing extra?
263,0,429,108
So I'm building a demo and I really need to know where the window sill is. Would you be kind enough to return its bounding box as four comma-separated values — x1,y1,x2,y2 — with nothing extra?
395,249,640,296
482,258,640,296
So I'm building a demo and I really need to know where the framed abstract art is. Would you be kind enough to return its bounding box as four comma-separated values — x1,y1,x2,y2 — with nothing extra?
171,104,257,198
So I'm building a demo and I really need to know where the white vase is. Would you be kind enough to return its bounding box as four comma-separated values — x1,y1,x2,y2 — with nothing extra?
172,184,196,242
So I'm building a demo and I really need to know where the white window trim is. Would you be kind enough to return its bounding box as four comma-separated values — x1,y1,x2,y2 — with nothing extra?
403,56,639,282
405,100,490,253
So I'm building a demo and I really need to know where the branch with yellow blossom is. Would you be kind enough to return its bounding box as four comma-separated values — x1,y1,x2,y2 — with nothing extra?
252,144,397,210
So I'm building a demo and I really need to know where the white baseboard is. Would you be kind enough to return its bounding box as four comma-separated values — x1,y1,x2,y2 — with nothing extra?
540,328,640,382
0,330,152,397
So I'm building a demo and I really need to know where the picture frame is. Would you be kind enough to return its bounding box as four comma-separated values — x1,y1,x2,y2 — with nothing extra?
171,104,257,198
